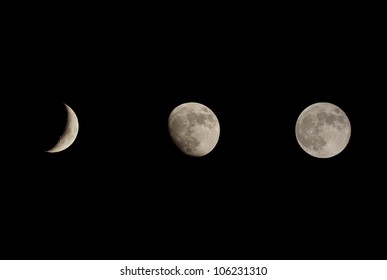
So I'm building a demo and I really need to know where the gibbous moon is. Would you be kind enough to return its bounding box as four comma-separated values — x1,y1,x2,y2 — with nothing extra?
168,102,220,157
46,103,79,153
295,102,351,158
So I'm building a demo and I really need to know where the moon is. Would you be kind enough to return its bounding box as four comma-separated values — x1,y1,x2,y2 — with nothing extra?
168,102,220,157
295,102,351,158
46,103,79,153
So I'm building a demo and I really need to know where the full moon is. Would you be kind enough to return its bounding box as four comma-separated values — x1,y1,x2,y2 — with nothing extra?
295,102,351,158
168,102,220,157
46,103,79,153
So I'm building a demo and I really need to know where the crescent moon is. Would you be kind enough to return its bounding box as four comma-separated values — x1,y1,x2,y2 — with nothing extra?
46,103,79,153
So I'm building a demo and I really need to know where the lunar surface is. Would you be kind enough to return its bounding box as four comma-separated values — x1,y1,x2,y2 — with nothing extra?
46,103,79,153
168,102,220,157
295,102,351,158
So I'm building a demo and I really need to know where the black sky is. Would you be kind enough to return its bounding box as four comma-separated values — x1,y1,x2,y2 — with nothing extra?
2,4,385,260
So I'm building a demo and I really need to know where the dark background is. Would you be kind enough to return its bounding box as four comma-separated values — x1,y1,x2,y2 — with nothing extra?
2,4,385,260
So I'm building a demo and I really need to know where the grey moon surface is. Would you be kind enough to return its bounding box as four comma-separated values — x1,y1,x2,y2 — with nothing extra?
46,103,79,153
168,102,220,157
295,102,351,158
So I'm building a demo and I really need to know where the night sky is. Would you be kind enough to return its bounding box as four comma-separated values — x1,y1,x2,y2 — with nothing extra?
2,4,385,260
